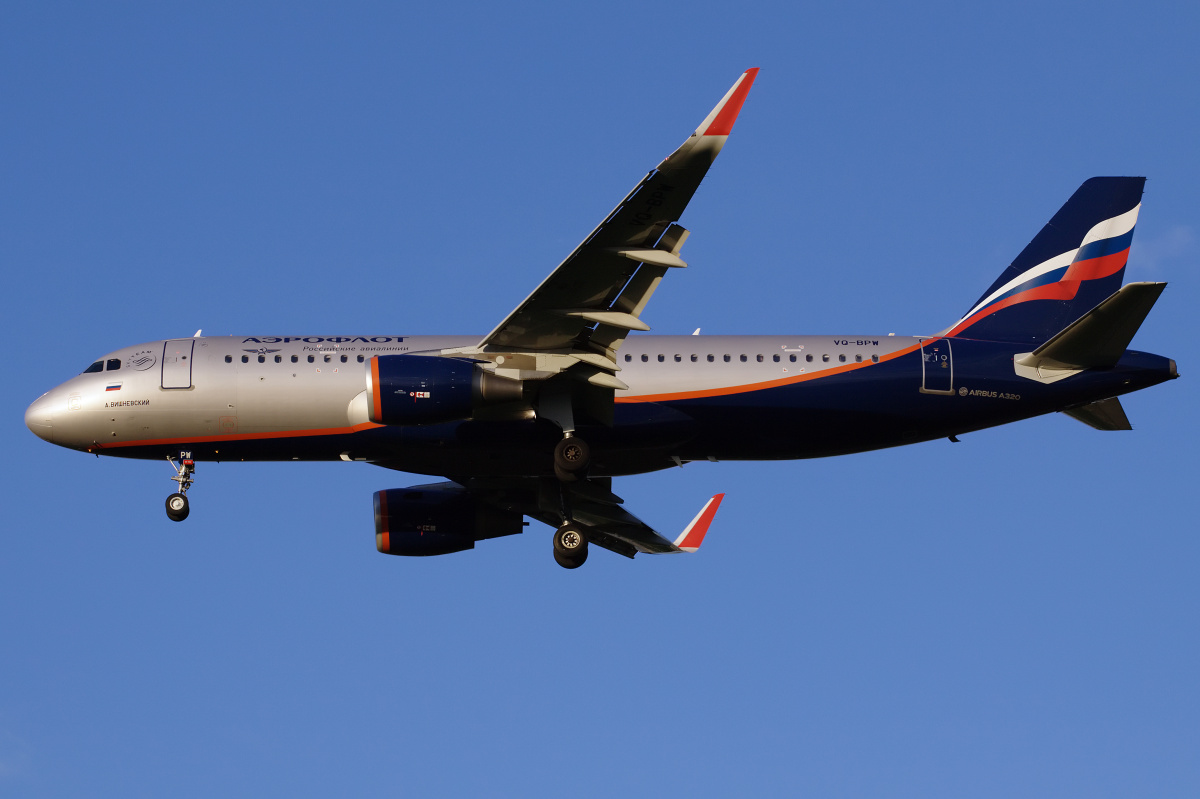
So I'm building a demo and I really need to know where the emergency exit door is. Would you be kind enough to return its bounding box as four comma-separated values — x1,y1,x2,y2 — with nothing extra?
919,338,954,395
161,340,195,389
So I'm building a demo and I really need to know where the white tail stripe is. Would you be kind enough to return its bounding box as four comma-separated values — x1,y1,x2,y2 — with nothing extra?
958,203,1140,323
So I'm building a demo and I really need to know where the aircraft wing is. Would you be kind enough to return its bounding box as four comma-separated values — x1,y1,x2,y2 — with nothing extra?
452,69,759,388
462,476,724,558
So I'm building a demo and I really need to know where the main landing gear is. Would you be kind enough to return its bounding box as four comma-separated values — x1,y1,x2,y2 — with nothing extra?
165,455,195,522
553,435,590,482
553,523,588,569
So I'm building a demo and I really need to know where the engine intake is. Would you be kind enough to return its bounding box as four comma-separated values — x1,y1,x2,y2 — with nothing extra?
366,354,522,425
374,483,523,556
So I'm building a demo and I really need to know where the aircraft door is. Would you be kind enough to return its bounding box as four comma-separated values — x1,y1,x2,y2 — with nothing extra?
161,339,195,389
919,338,954,395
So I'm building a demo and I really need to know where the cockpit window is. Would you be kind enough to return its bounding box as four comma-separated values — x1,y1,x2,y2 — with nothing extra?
83,361,103,374
106,358,121,371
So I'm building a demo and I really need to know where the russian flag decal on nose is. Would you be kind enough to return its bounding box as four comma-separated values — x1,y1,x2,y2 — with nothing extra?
106,382,122,391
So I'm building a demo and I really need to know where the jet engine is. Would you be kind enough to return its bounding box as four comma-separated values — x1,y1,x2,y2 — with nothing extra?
373,483,523,556
366,354,523,425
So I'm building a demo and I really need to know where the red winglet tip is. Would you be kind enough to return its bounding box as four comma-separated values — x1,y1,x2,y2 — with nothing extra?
702,69,759,137
675,493,726,551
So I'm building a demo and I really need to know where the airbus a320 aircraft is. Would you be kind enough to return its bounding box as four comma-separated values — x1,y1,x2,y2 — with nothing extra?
25,69,1178,568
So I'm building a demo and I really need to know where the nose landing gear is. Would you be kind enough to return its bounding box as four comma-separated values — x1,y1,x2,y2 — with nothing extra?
165,455,195,522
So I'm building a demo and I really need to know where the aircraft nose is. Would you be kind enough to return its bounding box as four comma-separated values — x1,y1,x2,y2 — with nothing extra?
25,393,55,443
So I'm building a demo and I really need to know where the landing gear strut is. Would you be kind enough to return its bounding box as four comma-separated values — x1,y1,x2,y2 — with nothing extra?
165,455,195,522
553,523,588,569
553,435,590,482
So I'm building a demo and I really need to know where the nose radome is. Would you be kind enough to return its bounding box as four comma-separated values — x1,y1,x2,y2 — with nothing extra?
25,393,54,443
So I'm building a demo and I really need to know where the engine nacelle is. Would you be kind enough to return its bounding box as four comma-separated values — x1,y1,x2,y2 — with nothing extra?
366,354,522,425
374,483,523,556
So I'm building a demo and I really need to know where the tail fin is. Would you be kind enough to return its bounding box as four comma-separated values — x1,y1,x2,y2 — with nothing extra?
946,177,1145,344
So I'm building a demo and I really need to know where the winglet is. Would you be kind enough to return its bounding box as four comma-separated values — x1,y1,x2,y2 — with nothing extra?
673,493,725,552
694,69,759,137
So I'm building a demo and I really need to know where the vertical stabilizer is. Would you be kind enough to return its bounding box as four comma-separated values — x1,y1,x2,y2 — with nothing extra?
946,177,1145,345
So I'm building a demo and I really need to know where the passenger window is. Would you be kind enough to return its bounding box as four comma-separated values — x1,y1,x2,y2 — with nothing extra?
274,355,282,363
291,355,298,363
324,355,332,363
805,354,812,363
739,355,747,362
341,355,348,363
871,354,880,363
641,354,648,362
723,355,731,363
83,361,104,374
790,354,797,363
855,354,862,363
674,354,682,362
357,355,364,362
838,354,846,363
241,355,249,364
625,354,632,362
691,354,698,362
224,355,232,364
757,355,764,363
258,355,265,363
106,358,121,371
307,355,315,363
657,354,665,363
707,354,714,362
773,354,780,362
822,354,830,362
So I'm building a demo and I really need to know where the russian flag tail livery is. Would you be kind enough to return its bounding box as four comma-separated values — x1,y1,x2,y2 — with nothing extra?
947,177,1145,345
672,493,725,553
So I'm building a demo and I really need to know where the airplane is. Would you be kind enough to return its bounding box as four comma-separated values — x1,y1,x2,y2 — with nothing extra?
24,68,1179,569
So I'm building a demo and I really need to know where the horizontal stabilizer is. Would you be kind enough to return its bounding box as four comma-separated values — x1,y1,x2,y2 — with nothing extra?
1063,397,1132,430
1016,282,1166,371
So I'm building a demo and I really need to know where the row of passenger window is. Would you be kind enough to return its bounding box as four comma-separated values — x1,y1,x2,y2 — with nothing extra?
623,353,881,364
225,354,366,364
82,359,121,374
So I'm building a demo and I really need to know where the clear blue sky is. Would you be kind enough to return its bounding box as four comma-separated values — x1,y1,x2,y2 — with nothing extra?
3,2,1197,796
